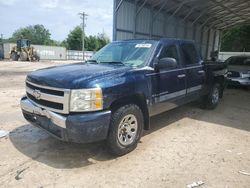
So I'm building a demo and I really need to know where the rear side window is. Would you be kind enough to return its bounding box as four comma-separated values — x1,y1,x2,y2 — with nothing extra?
159,45,179,65
181,43,199,65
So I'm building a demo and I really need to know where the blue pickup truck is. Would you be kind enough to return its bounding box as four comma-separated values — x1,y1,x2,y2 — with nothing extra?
21,39,227,155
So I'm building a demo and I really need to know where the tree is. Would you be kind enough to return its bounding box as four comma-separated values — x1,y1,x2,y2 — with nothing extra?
10,25,53,45
66,26,83,50
65,26,110,51
221,25,250,52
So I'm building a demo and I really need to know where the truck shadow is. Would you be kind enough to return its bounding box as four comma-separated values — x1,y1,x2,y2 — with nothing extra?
146,90,250,136
9,89,250,169
9,124,113,169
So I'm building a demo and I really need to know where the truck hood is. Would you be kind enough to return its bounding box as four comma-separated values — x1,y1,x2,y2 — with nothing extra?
26,63,133,89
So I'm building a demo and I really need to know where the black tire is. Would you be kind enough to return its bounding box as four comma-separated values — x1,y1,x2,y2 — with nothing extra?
19,52,28,61
11,52,18,61
107,104,144,156
33,51,40,62
202,83,221,109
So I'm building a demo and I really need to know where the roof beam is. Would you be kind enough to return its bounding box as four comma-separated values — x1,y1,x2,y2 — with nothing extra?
209,0,248,21
182,7,194,21
136,0,148,15
210,17,243,27
192,11,206,25
206,0,249,16
205,1,250,22
153,0,169,19
220,20,250,30
164,0,199,21
115,0,124,12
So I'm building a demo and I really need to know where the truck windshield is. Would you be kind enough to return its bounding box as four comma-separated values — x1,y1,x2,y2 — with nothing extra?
88,40,157,67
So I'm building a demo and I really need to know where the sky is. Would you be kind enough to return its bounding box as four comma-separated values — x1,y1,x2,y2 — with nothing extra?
0,0,113,41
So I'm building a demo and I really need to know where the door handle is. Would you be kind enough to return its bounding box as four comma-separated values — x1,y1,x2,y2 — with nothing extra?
198,70,205,74
177,74,186,78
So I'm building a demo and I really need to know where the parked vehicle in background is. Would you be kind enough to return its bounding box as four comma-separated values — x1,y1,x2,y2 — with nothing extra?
20,39,227,156
226,56,250,87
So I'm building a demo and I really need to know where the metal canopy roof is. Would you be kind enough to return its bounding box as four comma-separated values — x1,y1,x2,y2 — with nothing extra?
134,0,250,30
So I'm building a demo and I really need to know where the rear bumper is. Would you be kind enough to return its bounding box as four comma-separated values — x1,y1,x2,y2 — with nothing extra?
20,96,111,143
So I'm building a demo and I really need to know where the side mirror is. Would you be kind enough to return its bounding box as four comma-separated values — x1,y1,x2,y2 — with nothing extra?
155,57,178,71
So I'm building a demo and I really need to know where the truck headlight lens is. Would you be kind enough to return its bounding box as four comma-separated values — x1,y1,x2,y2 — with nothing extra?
70,88,103,112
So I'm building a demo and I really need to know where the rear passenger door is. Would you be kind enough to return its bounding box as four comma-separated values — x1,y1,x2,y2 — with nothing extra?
180,42,205,96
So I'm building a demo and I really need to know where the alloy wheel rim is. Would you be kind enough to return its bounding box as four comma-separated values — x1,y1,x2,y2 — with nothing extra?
118,114,138,146
212,88,219,104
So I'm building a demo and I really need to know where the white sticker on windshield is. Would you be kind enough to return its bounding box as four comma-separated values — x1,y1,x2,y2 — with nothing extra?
135,44,152,48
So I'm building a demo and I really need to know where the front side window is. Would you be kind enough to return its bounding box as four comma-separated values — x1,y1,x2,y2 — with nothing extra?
159,45,179,65
88,40,157,67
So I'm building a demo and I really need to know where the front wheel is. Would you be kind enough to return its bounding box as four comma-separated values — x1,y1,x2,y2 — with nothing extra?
202,83,221,109
11,52,18,61
107,104,144,156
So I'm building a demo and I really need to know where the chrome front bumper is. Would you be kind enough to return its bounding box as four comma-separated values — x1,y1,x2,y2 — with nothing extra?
20,97,67,128
20,96,111,144
228,77,250,86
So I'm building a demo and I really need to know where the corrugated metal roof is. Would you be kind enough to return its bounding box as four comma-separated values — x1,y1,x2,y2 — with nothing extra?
137,0,250,30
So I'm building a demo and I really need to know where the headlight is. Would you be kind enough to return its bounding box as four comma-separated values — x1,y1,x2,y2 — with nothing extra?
70,88,103,112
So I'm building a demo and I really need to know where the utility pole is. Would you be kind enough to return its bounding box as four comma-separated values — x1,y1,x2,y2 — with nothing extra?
0,34,3,41
79,12,88,61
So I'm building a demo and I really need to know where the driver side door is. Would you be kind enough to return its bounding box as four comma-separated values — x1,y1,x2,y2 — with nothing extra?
148,44,187,116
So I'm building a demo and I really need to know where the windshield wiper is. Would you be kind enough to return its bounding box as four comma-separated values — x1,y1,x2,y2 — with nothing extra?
101,61,126,66
87,59,99,64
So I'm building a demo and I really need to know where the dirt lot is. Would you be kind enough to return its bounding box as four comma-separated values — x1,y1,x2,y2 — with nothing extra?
0,60,249,188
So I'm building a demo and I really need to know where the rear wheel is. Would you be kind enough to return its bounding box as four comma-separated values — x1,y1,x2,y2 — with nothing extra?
11,52,18,61
202,83,221,109
107,104,143,156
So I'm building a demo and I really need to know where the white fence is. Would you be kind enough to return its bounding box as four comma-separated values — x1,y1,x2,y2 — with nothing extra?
3,43,66,60
1,43,94,61
219,52,250,61
66,50,94,61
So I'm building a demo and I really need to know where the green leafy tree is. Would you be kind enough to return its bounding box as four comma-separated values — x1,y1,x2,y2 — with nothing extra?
65,26,110,51
10,24,53,45
221,25,250,52
66,26,83,50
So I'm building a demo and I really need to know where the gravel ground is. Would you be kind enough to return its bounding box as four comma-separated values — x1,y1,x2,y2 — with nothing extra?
0,60,249,188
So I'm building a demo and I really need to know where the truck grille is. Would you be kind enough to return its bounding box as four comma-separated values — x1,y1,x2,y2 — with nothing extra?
26,81,70,114
227,71,240,78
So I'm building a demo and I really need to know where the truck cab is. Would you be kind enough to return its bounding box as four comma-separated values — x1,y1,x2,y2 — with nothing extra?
21,38,227,156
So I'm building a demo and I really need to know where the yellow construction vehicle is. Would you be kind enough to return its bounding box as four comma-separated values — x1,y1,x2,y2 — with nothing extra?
10,39,40,61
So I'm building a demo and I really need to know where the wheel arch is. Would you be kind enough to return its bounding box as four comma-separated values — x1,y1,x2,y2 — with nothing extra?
109,93,150,130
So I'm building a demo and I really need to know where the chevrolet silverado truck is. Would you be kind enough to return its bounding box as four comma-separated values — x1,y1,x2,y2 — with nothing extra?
21,39,227,156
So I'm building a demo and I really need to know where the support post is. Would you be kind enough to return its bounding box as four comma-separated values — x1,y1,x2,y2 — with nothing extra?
133,0,138,38
205,29,211,60
212,30,217,51
113,0,118,41
79,12,87,61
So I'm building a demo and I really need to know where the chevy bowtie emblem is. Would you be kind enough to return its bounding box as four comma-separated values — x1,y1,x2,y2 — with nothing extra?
33,90,41,100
